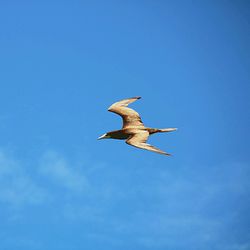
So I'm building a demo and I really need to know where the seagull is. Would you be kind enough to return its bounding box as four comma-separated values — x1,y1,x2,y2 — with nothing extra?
98,97,177,156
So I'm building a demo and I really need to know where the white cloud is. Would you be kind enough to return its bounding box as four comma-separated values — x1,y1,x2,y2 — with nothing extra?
0,148,92,209
1,147,249,250
39,150,89,193
0,150,48,206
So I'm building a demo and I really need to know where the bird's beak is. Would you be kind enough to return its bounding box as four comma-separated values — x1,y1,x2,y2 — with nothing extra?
167,128,178,132
98,134,107,140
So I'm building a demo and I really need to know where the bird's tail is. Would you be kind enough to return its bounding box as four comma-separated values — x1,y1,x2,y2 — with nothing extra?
158,128,177,132
148,128,177,134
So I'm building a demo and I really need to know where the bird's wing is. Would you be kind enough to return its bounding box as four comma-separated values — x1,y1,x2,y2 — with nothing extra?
126,131,171,156
108,97,144,129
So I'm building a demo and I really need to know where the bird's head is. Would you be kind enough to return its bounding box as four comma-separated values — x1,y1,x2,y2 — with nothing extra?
97,133,112,140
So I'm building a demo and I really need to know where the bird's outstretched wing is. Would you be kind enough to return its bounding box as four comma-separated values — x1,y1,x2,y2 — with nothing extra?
126,131,171,156
108,97,145,129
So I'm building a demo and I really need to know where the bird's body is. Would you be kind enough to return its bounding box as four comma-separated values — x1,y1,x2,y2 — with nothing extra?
105,127,169,140
98,97,177,156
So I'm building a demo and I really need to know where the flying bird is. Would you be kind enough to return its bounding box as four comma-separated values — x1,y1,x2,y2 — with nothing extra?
98,97,177,156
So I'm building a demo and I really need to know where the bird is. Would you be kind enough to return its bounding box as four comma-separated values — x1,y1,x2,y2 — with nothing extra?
98,97,177,156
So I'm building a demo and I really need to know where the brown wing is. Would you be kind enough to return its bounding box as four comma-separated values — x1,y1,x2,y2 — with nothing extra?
126,131,171,156
108,97,145,129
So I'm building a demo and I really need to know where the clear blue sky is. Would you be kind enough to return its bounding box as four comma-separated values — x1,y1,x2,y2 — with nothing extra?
0,1,249,250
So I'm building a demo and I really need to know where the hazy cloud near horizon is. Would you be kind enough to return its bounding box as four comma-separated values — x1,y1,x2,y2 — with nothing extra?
0,148,249,250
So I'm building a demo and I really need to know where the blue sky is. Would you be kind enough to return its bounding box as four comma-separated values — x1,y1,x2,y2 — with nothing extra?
0,1,250,249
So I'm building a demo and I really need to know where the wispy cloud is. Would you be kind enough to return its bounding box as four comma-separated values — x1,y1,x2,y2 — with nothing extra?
0,150,48,206
39,150,89,193
0,149,92,208
65,161,250,250
228,243,250,250
0,147,249,250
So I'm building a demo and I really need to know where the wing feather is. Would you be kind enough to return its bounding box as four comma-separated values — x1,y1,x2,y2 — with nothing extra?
108,97,144,129
126,131,171,156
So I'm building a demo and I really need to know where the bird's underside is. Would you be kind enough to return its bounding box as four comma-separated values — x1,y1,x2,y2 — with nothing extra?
99,96,177,156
